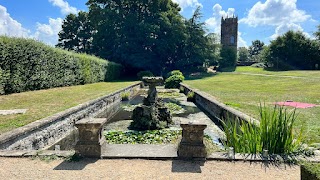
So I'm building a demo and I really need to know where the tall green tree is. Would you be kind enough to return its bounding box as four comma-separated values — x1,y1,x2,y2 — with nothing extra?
86,0,186,74
263,31,319,70
248,40,265,62
56,11,93,53
238,47,249,62
57,1,220,75
176,7,219,72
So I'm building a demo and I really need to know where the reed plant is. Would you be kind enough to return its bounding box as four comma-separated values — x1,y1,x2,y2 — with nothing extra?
222,104,302,155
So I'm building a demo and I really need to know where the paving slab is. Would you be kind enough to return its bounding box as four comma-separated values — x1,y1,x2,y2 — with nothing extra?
0,109,27,115
102,144,178,159
0,150,75,158
0,150,30,157
36,150,75,157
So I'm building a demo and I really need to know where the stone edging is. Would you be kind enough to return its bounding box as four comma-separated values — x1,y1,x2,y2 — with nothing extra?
0,82,141,150
180,83,259,125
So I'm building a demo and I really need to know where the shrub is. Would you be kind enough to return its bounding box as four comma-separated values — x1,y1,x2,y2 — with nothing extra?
0,68,6,95
186,91,195,102
222,104,302,155
121,92,130,101
0,36,122,94
137,71,153,80
164,70,185,89
219,46,237,71
179,86,185,93
166,70,183,78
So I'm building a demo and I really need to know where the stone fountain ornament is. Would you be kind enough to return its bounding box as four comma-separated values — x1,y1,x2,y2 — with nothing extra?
131,77,172,130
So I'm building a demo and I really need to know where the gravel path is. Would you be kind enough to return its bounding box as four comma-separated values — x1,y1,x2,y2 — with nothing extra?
0,157,299,179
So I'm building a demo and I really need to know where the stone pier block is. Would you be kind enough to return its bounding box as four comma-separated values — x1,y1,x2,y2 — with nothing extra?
178,121,207,159
75,118,107,158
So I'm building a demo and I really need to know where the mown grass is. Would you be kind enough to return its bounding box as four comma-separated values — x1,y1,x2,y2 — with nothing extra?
236,66,320,78
0,81,138,134
185,67,320,144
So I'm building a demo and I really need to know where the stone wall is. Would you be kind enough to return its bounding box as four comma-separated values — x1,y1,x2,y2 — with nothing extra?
180,83,258,125
0,82,141,151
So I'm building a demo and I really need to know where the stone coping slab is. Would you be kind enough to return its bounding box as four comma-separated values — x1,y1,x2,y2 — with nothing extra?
180,83,259,125
76,118,108,125
0,150,75,158
0,109,27,115
0,147,319,163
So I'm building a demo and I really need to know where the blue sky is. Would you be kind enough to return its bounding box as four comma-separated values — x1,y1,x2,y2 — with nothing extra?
0,0,319,47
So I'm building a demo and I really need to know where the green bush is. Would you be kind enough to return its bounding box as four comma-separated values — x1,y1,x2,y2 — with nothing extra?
166,70,183,78
219,46,237,71
164,70,185,89
121,91,130,101
179,86,184,93
0,36,122,94
137,71,153,80
186,91,195,102
223,104,302,155
0,68,5,95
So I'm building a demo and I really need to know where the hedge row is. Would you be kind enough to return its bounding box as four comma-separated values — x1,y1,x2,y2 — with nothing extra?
0,36,122,94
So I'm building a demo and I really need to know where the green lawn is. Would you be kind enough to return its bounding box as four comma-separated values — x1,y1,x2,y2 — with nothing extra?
0,81,138,134
185,66,320,144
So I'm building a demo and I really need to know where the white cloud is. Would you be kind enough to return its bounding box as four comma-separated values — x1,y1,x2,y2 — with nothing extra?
32,0,77,45
0,5,30,37
48,0,78,15
172,0,202,11
205,4,237,34
240,0,310,27
238,32,248,47
270,22,310,39
205,4,247,47
239,0,311,40
33,18,63,46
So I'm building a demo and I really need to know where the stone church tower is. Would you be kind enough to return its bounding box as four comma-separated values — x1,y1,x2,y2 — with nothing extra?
221,16,238,50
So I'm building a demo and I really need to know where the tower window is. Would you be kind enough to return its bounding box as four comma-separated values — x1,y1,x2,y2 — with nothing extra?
230,36,235,44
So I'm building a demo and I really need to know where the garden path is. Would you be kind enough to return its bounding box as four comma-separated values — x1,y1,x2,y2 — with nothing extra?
0,157,299,180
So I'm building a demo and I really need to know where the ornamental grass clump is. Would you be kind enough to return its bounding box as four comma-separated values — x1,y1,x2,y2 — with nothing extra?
259,104,302,155
222,104,302,155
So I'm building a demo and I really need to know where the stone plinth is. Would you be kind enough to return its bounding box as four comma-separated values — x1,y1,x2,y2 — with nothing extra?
178,121,207,159
75,118,107,158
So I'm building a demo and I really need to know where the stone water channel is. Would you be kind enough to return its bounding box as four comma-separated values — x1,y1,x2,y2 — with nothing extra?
49,86,225,151
97,87,225,148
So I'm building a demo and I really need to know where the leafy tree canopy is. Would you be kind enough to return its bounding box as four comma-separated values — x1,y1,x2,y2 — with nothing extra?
238,47,249,62
263,31,320,70
57,0,220,75
248,40,265,62
56,11,93,54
